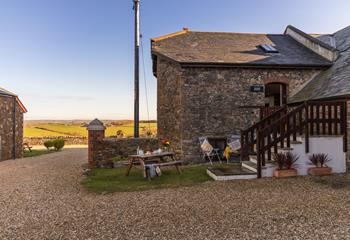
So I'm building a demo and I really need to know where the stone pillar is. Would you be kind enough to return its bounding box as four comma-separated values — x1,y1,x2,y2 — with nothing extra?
87,119,106,168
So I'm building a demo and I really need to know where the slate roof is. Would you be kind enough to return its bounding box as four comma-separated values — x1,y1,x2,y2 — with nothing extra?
0,87,17,96
289,25,350,103
151,31,332,67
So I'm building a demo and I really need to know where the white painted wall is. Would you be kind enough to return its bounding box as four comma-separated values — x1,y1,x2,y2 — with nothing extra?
292,136,346,176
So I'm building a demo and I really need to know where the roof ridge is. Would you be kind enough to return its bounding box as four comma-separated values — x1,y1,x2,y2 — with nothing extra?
285,25,337,51
0,86,17,96
151,28,189,42
152,28,286,43
189,30,284,35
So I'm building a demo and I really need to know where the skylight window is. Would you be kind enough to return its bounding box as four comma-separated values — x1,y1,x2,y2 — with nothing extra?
259,44,279,53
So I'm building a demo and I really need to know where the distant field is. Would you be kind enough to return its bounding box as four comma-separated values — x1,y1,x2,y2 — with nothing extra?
24,121,157,138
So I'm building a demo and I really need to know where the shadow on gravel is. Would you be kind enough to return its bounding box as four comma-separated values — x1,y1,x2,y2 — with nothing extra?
311,174,350,189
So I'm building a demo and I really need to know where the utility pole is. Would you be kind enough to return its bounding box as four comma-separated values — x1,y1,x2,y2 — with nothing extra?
133,0,140,138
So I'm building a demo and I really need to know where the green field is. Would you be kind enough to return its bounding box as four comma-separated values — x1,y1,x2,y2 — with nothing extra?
24,121,157,138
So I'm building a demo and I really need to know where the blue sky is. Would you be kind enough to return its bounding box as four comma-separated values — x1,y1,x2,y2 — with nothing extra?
1,0,350,120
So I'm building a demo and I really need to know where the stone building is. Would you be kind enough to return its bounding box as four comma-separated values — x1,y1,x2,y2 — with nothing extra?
0,87,27,161
151,25,350,162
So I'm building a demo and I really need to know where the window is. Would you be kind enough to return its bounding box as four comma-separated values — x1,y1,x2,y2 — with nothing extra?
259,44,279,53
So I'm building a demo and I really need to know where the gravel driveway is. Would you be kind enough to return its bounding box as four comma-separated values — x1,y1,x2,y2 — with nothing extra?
1,148,350,239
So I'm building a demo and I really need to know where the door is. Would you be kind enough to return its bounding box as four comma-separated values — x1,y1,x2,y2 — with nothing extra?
265,83,287,107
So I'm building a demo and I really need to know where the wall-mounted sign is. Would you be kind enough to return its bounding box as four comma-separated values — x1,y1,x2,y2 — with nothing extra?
250,85,264,93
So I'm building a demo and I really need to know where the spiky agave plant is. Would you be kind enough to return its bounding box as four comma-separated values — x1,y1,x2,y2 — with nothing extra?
284,152,299,169
309,153,331,167
273,152,286,170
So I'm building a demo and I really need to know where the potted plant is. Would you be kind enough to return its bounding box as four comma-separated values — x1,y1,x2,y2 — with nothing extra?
161,139,171,152
308,153,332,176
273,152,299,177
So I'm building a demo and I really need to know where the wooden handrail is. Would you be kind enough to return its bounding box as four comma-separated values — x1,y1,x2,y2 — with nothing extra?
240,105,287,161
255,101,347,178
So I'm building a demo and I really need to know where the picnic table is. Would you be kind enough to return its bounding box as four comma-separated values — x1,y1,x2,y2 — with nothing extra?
23,143,33,152
125,152,183,179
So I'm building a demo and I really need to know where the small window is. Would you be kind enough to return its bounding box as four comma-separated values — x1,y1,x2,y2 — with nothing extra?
259,44,279,53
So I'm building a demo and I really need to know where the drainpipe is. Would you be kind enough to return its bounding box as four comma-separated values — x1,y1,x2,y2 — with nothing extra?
12,97,16,159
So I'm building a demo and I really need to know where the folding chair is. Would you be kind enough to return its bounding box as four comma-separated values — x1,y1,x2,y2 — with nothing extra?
226,135,241,163
198,137,221,165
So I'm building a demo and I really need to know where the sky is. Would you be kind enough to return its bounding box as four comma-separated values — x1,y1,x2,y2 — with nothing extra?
1,0,350,120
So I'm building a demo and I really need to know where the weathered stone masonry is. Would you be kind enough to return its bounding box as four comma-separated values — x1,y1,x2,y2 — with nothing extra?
87,119,158,168
0,95,24,160
157,57,320,162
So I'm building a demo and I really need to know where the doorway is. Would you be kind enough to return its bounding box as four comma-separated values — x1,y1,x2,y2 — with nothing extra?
264,83,287,107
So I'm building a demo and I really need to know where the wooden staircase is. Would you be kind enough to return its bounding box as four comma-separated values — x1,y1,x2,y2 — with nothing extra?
240,101,348,178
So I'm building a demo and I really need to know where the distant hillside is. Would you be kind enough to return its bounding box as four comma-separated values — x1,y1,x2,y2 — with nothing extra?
24,120,157,138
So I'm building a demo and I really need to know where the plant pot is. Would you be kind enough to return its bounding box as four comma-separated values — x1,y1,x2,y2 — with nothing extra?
308,167,332,176
274,168,298,178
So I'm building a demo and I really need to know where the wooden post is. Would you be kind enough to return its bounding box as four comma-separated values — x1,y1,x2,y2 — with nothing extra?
133,0,140,138
305,102,310,153
240,130,244,161
256,131,262,178
343,102,348,153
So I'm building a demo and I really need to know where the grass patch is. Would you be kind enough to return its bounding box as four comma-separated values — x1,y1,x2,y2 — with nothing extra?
82,165,212,193
24,149,52,158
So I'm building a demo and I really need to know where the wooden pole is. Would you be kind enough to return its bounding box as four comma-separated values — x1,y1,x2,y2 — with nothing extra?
133,0,140,138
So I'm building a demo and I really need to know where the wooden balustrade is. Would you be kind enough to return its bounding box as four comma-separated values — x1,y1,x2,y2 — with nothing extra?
240,106,287,161
241,101,347,178
260,106,282,120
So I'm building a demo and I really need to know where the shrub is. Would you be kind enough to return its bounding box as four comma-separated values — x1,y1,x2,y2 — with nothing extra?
309,153,331,167
146,129,153,137
116,130,124,138
52,139,65,151
273,152,299,170
43,140,54,150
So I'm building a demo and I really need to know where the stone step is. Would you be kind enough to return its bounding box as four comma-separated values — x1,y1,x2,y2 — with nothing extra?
242,159,276,172
206,167,256,181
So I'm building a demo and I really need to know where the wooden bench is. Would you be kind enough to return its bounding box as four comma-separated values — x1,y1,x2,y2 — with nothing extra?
155,161,183,174
23,143,33,152
126,152,183,179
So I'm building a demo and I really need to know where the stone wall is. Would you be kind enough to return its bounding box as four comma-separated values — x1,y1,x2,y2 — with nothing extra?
156,58,321,162
157,57,183,154
0,95,24,160
24,136,87,146
263,70,320,98
91,137,159,167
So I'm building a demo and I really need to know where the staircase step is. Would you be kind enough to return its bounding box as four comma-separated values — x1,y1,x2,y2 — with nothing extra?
242,161,257,173
249,155,275,165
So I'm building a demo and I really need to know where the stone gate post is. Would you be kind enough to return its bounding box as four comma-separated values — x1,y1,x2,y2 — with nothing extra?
87,119,106,168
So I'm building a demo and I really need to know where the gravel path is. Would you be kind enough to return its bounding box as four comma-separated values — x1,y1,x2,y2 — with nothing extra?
1,148,350,239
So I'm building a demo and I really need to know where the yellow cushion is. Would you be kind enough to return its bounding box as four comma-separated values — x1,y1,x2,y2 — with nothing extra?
201,139,213,153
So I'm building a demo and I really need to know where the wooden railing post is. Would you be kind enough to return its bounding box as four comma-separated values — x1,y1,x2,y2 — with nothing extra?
240,130,245,161
305,102,310,153
342,102,348,153
256,131,262,178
